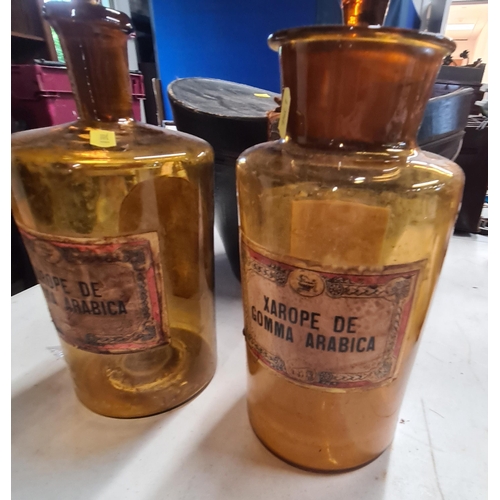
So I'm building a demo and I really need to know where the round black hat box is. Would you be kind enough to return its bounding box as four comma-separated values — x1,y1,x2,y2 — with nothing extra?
168,78,279,281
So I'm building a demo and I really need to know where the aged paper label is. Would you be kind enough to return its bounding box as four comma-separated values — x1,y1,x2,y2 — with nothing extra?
20,227,168,354
278,87,291,139
242,242,423,389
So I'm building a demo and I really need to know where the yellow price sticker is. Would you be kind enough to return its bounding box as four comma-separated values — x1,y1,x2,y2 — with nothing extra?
89,129,117,148
278,87,291,139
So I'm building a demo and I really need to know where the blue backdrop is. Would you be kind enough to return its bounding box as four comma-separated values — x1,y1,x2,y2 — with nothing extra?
150,1,338,118
149,0,437,119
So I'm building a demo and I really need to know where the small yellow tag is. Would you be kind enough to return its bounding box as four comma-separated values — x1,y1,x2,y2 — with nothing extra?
254,93,271,98
278,87,291,139
89,129,117,148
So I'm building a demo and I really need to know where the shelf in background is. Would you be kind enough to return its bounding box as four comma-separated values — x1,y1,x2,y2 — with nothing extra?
11,31,45,42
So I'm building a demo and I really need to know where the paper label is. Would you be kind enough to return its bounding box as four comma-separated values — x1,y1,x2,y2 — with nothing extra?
20,227,169,354
241,241,423,389
278,87,291,139
89,129,117,148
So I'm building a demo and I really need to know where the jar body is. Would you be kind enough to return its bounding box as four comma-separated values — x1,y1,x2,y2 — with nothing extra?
237,140,463,470
12,121,217,418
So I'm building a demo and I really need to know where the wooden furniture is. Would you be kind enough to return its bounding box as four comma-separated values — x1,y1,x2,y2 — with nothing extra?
12,0,57,64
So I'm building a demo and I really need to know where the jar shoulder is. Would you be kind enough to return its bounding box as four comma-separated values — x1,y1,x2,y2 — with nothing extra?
11,121,213,169
237,140,464,189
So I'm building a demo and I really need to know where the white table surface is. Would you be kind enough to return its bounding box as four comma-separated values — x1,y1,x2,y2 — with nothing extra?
12,231,488,500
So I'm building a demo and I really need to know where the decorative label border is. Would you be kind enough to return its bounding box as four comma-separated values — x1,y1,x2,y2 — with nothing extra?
20,227,168,354
242,242,424,389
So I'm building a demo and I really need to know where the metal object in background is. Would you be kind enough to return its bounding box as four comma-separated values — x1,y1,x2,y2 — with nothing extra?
139,62,161,125
152,78,165,126
418,87,474,161
479,191,488,236
454,115,488,234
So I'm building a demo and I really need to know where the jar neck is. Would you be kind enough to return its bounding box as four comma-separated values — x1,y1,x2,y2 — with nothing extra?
274,27,454,150
342,0,390,26
44,0,134,123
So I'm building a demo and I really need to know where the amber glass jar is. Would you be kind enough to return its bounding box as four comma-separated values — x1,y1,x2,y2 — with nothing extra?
237,26,463,471
11,0,216,418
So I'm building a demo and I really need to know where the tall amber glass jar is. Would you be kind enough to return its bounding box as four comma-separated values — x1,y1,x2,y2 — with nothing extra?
237,26,463,471
11,0,216,418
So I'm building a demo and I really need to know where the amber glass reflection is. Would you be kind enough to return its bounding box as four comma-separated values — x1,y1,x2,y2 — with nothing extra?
342,0,390,26
11,0,216,418
237,26,463,471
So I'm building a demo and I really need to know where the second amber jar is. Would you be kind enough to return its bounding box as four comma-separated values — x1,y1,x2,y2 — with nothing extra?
11,1,216,418
237,26,464,471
